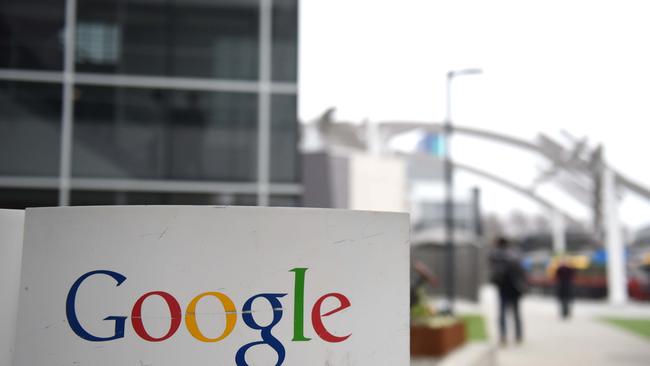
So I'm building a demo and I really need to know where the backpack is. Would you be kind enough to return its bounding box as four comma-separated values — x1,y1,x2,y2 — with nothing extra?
490,253,528,296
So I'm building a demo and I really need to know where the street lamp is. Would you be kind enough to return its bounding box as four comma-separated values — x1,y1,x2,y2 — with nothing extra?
443,68,482,314
446,69,483,122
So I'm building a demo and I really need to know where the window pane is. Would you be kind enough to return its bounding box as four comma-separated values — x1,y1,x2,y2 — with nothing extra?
270,94,298,182
269,195,299,207
72,86,258,181
0,189,58,209
272,0,298,82
71,190,257,205
0,81,62,176
0,0,65,70
70,190,117,205
225,194,257,206
130,192,258,206
76,0,259,79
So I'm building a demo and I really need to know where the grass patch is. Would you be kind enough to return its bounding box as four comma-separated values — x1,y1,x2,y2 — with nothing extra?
460,314,487,341
601,317,650,340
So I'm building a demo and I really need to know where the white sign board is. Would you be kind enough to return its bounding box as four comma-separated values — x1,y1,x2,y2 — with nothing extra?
0,210,24,366
14,206,409,365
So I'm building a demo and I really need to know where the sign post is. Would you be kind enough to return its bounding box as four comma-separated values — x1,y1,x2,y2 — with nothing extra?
14,206,409,365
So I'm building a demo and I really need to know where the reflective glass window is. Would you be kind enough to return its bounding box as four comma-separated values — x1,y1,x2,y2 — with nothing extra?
76,0,260,79
0,189,58,208
0,81,62,176
0,0,65,70
270,94,298,182
272,0,298,82
72,86,258,181
70,190,258,205
269,195,299,207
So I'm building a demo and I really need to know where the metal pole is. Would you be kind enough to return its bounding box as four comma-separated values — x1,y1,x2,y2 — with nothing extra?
59,0,78,206
551,209,566,254
256,0,272,206
443,72,455,314
471,187,483,302
602,164,627,304
471,186,483,239
442,69,482,314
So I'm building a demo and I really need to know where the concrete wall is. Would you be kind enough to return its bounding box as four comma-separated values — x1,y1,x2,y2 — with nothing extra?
302,152,334,208
302,152,350,209
348,153,407,212
303,151,407,213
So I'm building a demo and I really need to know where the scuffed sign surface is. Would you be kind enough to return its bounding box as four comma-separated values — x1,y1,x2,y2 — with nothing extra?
14,206,409,365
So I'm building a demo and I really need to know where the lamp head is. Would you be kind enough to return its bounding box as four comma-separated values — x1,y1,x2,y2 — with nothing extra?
448,68,483,78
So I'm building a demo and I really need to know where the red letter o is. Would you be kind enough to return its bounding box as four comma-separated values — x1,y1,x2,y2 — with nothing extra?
131,291,181,342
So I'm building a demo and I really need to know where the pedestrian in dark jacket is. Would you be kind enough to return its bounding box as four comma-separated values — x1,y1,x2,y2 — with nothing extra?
555,258,576,320
489,237,527,346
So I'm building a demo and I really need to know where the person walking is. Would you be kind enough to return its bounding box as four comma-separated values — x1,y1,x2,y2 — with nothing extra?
489,237,527,346
555,257,576,320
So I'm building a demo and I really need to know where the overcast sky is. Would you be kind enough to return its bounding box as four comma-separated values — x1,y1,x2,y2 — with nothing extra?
299,0,650,231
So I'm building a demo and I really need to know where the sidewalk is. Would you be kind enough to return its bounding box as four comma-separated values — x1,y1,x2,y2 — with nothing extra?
480,290,650,366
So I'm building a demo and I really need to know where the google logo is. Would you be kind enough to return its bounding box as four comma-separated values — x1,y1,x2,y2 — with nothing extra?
65,268,351,366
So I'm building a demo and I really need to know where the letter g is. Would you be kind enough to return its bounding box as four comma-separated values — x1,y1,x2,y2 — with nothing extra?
66,270,127,342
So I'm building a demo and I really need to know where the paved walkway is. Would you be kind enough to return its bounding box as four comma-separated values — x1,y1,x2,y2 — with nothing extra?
478,289,650,366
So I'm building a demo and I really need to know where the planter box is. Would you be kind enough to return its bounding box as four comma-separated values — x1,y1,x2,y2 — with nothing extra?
411,322,466,357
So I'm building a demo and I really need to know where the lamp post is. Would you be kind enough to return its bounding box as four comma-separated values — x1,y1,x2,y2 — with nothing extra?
443,68,482,314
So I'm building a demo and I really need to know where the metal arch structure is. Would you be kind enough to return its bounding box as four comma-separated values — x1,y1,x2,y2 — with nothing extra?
406,153,575,221
309,114,632,303
377,121,650,201
406,153,572,255
453,161,574,220
377,120,634,304
454,159,571,255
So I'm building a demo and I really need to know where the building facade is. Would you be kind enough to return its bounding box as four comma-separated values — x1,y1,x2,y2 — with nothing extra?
0,0,300,208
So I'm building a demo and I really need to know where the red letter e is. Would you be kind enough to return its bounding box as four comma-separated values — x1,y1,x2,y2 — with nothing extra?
311,293,351,342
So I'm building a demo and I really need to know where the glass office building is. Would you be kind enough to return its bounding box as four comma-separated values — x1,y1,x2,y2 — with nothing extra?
0,0,300,208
